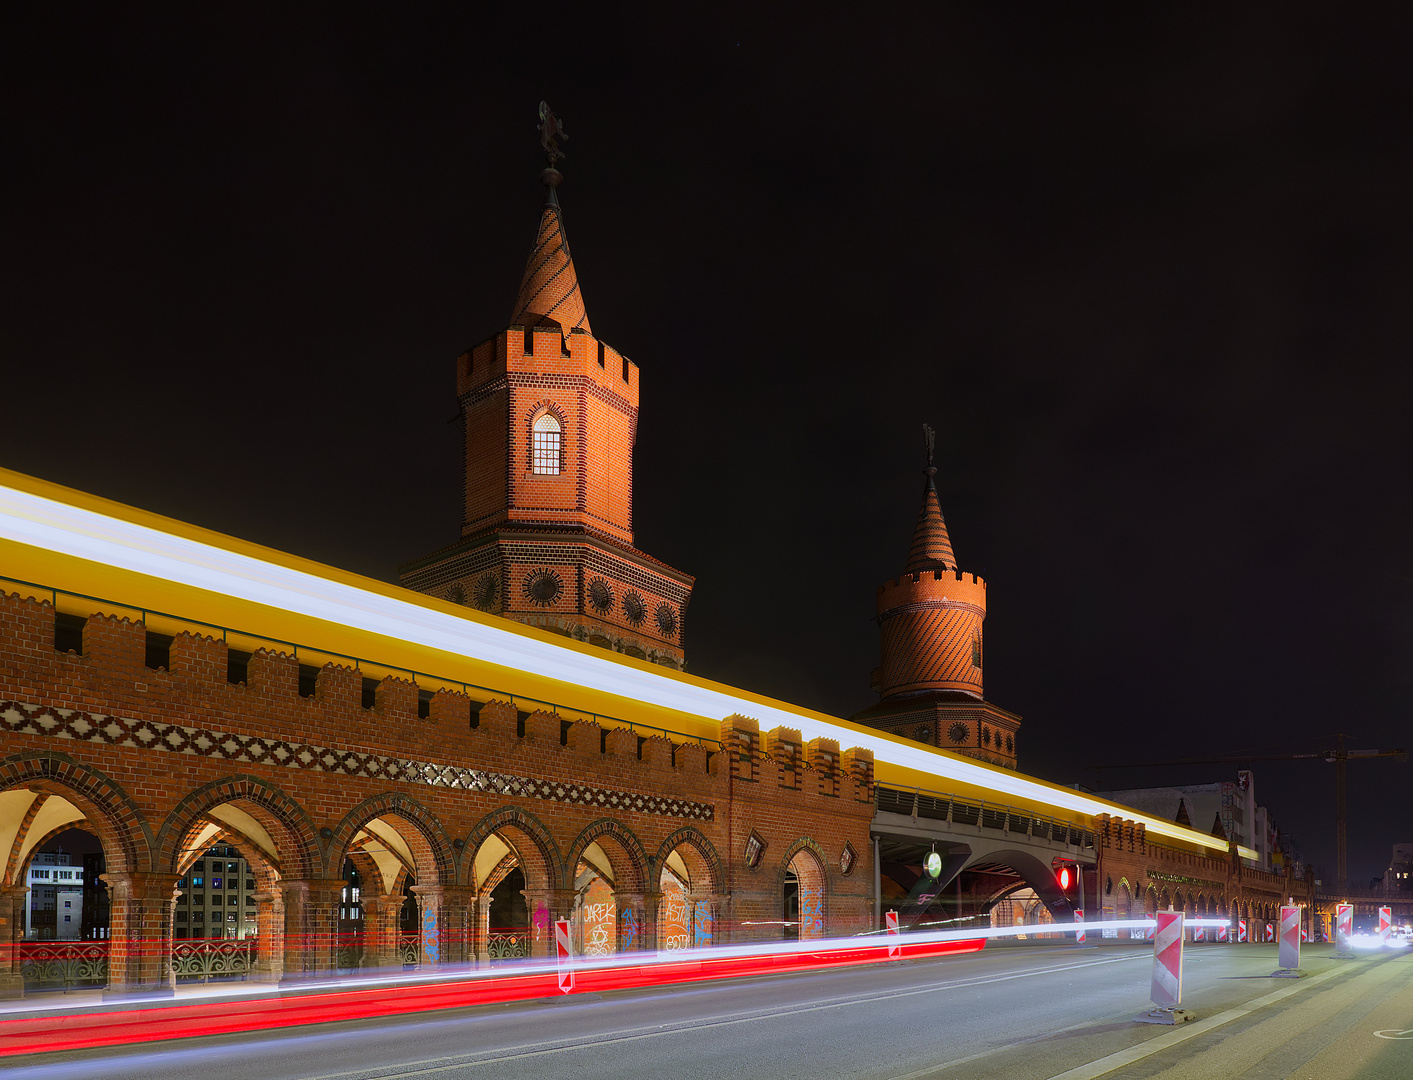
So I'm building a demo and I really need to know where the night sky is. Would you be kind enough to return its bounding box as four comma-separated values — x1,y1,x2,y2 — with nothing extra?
4,9,1410,883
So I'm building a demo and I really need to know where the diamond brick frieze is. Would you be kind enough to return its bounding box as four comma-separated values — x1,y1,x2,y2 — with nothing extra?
0,698,713,822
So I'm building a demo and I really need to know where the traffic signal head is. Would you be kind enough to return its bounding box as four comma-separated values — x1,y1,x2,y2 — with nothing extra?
1057,866,1072,891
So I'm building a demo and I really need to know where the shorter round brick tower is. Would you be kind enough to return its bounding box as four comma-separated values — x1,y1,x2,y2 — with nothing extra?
851,426,1020,769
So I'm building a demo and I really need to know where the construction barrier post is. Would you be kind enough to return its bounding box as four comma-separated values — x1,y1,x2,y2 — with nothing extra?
1379,907,1392,946
1136,910,1191,1024
1074,909,1085,945
1335,904,1354,958
1274,905,1304,976
555,918,574,993
886,910,900,959
1238,918,1247,943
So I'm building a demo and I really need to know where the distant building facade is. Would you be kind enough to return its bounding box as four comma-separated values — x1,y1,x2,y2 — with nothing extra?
1385,843,1413,892
24,851,83,940
173,844,257,940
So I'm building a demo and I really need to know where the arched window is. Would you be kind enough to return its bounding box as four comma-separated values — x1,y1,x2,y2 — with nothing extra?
532,412,562,475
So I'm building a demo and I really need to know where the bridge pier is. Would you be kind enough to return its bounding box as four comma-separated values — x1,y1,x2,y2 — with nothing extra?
0,885,26,999
523,888,576,958
102,872,179,998
359,891,404,969
248,890,284,981
278,878,343,983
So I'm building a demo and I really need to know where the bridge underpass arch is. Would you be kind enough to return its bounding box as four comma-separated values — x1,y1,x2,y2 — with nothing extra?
778,839,828,941
330,793,456,968
563,819,648,957
463,807,563,961
0,753,161,996
159,775,318,981
654,827,723,951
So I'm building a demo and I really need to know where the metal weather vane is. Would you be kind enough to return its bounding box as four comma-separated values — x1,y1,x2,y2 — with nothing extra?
922,423,936,469
538,101,567,166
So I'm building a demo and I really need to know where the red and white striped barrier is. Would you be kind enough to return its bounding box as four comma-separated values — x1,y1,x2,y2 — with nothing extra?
1193,925,1205,943
1217,925,1229,943
1265,922,1275,943
1074,909,1086,944
1237,919,1247,942
1336,903,1353,956
1145,910,1185,1018
1277,905,1300,971
554,918,574,994
1379,907,1392,945
886,910,900,958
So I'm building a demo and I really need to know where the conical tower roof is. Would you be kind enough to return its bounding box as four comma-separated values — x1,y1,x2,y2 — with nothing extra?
904,467,957,572
510,176,591,336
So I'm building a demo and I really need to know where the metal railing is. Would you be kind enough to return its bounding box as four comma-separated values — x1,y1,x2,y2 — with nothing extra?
0,573,721,753
19,940,109,990
485,929,529,963
171,938,255,982
875,785,1095,848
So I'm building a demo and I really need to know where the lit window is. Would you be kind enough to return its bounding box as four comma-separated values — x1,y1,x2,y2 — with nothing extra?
532,412,562,475
212,877,222,889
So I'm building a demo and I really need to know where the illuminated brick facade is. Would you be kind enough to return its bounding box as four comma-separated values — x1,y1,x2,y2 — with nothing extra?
851,455,1020,769
400,168,692,668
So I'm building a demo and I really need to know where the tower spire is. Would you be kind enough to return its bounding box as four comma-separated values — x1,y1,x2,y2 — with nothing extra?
510,102,591,336
904,423,956,572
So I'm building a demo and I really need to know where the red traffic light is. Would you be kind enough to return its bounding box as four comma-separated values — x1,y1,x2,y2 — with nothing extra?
1057,866,1072,891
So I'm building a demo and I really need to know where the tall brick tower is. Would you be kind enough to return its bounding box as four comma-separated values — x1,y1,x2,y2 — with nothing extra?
849,426,1020,768
400,105,693,668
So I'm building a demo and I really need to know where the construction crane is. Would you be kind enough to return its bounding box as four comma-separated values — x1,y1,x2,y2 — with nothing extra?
1089,734,1407,888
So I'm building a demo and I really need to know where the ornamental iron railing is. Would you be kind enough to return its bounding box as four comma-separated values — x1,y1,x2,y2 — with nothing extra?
397,932,419,966
486,929,528,963
19,941,109,990
171,938,255,982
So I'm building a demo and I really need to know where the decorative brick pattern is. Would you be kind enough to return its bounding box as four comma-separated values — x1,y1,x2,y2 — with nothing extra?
0,698,714,822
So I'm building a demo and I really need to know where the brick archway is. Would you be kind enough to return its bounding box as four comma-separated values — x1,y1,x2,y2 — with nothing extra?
0,750,151,876
460,806,564,890
653,826,724,896
328,792,457,887
156,774,319,880
777,837,830,940
563,818,648,893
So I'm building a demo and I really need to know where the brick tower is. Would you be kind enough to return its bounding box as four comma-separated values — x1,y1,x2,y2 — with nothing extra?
849,426,1020,768
400,105,693,668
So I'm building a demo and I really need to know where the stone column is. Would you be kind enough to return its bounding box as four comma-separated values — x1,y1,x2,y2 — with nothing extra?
278,879,342,983
359,892,402,968
247,890,284,982
408,884,443,967
101,872,180,998
521,889,576,959
434,886,476,967
612,891,646,953
687,892,728,950
0,886,28,999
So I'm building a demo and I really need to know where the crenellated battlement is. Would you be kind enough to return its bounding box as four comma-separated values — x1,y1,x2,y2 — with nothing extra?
877,568,986,618
457,326,637,406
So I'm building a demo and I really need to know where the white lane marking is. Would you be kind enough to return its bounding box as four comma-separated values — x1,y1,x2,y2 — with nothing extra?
1373,1028,1413,1039
292,954,1146,1080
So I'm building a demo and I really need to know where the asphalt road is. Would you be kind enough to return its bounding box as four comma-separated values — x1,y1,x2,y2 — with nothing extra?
6,944,1411,1080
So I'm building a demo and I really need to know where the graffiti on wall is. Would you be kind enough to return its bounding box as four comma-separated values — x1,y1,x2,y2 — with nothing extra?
692,899,714,947
798,883,823,938
421,904,439,963
660,881,690,950
579,901,616,956
532,902,549,946
621,905,641,951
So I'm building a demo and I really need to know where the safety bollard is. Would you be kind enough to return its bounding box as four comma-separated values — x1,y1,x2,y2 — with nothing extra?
1335,904,1354,958
1136,910,1192,1024
1273,905,1305,977
555,917,574,993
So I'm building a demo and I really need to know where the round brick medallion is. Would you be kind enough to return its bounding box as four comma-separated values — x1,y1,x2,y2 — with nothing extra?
655,602,678,637
947,722,968,744
622,591,646,625
473,573,498,611
524,570,562,606
588,579,613,614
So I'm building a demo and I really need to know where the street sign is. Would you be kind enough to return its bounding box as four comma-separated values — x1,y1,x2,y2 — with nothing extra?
555,917,574,993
